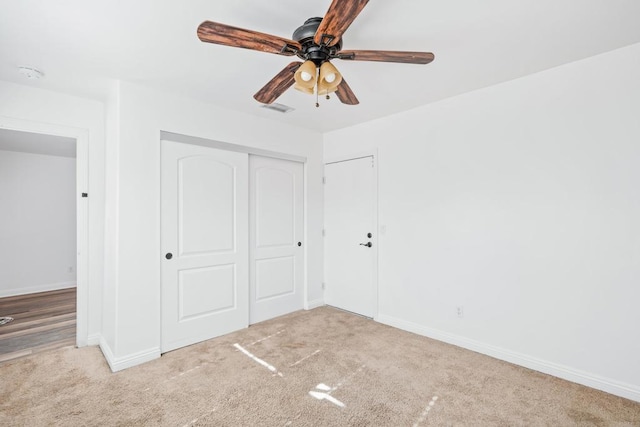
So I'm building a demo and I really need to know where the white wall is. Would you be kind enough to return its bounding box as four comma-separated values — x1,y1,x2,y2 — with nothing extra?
101,81,120,352
102,81,324,370
0,81,106,344
324,42,640,402
0,150,76,296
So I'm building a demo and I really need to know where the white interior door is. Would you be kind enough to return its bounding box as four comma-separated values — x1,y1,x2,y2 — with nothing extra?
324,156,377,318
161,140,248,353
249,155,304,324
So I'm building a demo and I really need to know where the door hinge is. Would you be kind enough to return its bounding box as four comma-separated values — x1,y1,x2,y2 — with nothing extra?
322,228,326,237
81,193,88,198
322,176,326,184
322,282,326,290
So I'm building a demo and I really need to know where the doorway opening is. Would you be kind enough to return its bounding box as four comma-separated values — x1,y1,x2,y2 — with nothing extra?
0,125,86,362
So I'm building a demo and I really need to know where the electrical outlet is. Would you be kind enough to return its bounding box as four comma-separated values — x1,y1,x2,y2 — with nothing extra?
456,306,464,318
68,266,74,273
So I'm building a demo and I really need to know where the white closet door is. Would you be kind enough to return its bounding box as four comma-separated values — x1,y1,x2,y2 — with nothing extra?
161,140,248,353
249,155,304,324
324,156,376,318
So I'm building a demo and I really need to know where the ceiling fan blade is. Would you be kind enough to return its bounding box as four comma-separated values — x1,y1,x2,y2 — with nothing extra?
198,21,301,56
314,0,370,46
338,50,435,64
254,62,302,104
335,78,359,105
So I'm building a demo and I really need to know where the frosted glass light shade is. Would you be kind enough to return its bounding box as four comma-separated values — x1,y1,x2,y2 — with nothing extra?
317,61,342,95
294,60,317,92
294,85,315,94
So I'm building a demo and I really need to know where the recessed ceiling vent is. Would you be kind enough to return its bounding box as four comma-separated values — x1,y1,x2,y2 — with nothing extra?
260,103,295,114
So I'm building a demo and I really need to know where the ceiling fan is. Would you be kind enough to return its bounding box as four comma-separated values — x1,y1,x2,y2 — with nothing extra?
197,0,434,107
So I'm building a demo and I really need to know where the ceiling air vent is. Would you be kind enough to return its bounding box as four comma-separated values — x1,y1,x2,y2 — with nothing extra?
260,103,295,114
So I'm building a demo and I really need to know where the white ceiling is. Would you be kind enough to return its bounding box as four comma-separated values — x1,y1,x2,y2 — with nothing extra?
1,1,639,133
0,128,76,158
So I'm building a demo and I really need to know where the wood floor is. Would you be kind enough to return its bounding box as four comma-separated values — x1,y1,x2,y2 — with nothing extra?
0,288,76,363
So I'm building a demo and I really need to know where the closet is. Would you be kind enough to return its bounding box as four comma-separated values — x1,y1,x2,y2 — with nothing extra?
160,138,304,352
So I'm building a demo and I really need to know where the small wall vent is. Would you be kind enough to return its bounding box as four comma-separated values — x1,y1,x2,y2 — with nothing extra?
260,103,295,114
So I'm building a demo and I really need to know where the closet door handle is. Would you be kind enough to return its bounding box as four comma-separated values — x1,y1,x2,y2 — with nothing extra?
359,242,372,248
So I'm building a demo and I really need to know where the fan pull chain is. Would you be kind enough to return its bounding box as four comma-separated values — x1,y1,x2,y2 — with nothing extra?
316,89,319,108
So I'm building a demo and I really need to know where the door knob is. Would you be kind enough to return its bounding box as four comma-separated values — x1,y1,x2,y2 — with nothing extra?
359,242,372,248
165,253,173,260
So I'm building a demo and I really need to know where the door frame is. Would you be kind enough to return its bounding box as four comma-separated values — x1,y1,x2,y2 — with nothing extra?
0,115,90,346
159,131,309,332
324,149,379,320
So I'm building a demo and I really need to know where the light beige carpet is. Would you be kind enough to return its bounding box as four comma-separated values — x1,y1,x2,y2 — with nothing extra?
1,306,639,426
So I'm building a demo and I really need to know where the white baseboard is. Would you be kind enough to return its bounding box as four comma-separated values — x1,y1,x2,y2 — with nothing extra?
377,314,640,403
86,333,101,346
305,298,325,310
99,337,160,373
0,281,76,298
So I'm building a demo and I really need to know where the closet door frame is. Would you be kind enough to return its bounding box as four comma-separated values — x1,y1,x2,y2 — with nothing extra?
159,131,309,336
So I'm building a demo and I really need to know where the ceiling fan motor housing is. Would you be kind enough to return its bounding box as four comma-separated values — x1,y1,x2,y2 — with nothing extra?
293,17,342,65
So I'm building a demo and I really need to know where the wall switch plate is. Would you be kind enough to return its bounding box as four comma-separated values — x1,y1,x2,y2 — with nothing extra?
456,306,464,318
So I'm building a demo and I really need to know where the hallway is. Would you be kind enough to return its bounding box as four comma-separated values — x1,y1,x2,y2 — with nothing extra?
0,288,76,363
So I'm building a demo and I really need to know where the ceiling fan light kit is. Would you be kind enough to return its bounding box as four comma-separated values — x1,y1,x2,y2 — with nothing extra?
197,0,434,107
293,60,318,92
318,61,342,95
294,84,315,95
